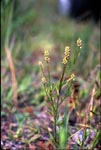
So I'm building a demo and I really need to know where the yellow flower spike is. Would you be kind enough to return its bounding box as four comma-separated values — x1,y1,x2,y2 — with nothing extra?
77,38,82,48
38,61,43,67
71,73,75,79
62,57,68,65
67,74,75,82
62,46,71,64
42,77,47,84
44,49,49,56
45,57,50,63
44,49,50,63
64,46,70,56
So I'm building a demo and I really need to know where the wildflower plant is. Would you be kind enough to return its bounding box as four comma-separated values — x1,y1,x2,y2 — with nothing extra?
39,38,82,148
73,38,82,64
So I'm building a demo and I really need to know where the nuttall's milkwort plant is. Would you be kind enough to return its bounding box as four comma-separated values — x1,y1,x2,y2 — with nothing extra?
39,38,82,148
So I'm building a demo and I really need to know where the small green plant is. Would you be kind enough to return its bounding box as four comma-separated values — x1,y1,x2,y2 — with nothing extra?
8,113,27,140
39,38,82,148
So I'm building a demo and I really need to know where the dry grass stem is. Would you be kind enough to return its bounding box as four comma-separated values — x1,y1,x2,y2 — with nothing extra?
89,87,96,118
5,47,18,106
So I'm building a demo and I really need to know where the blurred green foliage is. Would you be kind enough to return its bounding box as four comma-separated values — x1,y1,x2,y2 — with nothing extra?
1,0,100,108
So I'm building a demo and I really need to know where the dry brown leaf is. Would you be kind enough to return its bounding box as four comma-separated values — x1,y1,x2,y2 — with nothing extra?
24,106,34,114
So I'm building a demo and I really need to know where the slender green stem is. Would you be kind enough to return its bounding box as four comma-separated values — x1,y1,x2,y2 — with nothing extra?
52,65,67,143
43,84,55,112
47,62,50,85
57,64,66,114
49,89,56,112
59,65,66,95
54,113,57,142
47,62,59,142
74,48,80,64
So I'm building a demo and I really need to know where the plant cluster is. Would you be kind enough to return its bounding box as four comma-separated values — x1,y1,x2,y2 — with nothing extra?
39,38,82,148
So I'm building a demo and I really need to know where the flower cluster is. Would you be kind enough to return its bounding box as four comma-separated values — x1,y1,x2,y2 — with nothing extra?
42,77,47,84
39,61,48,84
67,73,75,82
77,38,82,48
38,61,43,67
44,49,50,63
62,46,71,64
